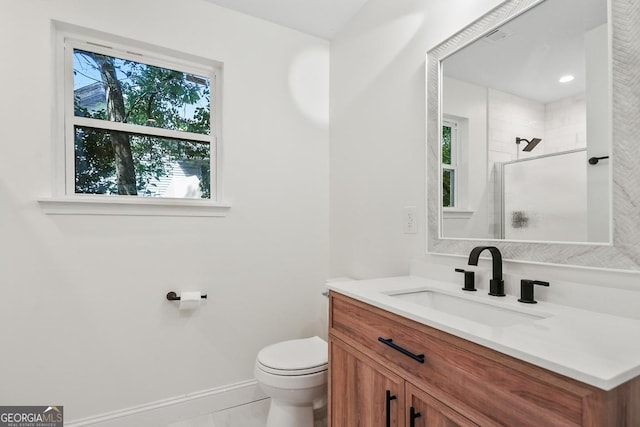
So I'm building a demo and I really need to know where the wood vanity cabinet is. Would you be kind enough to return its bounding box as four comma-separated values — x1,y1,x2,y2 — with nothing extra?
328,292,640,427
330,338,405,426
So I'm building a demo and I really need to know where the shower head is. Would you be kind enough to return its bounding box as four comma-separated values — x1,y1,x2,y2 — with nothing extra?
515,137,542,152
523,138,541,152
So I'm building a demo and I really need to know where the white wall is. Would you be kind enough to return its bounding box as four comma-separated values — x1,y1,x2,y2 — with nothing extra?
330,0,505,279
330,0,640,287
0,0,329,420
585,23,611,242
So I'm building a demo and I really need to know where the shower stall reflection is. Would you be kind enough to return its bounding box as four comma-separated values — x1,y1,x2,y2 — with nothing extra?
499,149,591,242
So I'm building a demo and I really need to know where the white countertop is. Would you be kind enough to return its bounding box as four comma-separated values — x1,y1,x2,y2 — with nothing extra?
328,275,640,391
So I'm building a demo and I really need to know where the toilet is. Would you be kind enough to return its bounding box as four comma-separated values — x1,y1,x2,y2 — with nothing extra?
254,336,328,427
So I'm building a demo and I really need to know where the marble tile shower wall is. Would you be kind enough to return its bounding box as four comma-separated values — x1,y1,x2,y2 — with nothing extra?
487,88,586,163
486,88,586,236
488,88,545,164
545,95,587,151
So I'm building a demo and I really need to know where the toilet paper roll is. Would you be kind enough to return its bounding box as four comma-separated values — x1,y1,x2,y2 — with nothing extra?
179,291,202,310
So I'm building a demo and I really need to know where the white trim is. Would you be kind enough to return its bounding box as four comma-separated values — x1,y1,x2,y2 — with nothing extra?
442,208,474,219
65,380,266,427
72,117,212,143
38,196,231,217
66,38,214,78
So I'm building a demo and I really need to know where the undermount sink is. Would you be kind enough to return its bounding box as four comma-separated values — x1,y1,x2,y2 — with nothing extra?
387,289,549,327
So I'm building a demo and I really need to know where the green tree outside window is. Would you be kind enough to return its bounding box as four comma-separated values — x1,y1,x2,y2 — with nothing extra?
73,49,212,198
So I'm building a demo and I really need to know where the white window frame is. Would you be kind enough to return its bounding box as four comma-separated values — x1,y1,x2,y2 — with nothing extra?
442,119,459,208
442,115,474,220
39,24,229,217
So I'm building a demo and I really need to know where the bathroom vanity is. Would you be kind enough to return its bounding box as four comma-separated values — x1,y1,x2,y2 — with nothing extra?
327,277,640,426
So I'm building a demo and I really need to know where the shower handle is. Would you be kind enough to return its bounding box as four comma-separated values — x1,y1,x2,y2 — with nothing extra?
588,156,609,165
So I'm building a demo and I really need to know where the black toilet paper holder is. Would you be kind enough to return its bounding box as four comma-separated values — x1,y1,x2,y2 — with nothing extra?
166,291,208,301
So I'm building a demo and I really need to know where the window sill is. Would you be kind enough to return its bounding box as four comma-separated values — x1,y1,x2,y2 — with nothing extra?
442,208,474,220
38,196,231,217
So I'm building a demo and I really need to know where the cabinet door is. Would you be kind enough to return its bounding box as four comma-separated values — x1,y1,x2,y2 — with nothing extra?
406,383,478,427
329,337,405,427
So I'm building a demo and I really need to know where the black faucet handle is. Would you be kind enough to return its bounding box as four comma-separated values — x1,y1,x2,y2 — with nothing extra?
455,268,476,292
518,280,550,304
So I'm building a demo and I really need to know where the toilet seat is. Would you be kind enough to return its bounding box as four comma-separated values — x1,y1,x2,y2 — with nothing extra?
256,336,328,376
256,360,327,376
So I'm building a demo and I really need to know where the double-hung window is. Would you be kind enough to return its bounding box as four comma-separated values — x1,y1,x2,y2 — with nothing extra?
41,28,227,216
441,119,458,208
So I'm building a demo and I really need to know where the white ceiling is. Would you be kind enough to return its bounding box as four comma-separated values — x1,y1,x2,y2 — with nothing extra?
202,0,607,103
202,0,371,39
443,0,607,104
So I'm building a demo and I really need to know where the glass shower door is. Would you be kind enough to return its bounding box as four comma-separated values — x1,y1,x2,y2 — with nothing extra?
502,150,588,242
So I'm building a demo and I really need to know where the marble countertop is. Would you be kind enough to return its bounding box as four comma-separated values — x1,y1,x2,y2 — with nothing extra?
328,275,640,391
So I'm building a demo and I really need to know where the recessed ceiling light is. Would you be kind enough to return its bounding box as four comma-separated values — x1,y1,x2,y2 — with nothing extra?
559,75,575,83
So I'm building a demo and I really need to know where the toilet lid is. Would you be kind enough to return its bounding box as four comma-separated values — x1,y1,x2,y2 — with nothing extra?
257,336,328,372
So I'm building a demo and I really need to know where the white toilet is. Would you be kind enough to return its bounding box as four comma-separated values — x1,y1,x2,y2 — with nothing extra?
254,336,328,427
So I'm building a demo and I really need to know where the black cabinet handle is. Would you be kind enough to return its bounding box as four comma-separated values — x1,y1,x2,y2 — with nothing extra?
410,406,422,427
385,390,397,427
378,337,425,363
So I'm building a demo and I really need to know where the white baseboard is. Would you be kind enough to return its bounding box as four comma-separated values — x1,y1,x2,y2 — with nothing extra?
66,380,267,427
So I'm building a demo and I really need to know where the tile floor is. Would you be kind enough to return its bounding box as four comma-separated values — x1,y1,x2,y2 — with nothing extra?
166,398,327,427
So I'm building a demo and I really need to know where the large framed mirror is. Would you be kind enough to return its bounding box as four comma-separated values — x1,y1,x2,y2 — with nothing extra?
427,0,640,270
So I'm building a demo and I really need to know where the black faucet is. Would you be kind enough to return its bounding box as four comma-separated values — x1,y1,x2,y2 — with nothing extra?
468,246,505,296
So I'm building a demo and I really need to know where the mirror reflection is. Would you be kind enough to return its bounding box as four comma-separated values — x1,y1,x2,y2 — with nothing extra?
440,0,610,243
